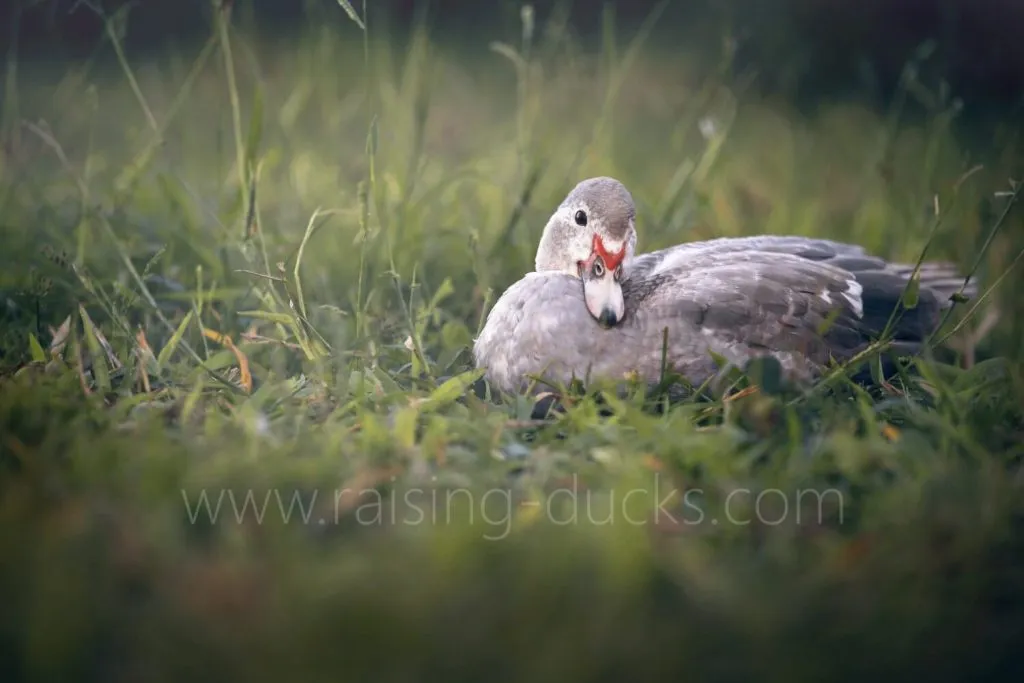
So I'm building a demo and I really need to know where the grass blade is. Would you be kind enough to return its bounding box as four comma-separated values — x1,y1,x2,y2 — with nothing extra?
79,305,111,393
27,333,46,363
158,310,195,368
334,0,366,30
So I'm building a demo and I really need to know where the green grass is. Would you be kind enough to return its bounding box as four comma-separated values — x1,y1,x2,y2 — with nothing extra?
2,2,1024,681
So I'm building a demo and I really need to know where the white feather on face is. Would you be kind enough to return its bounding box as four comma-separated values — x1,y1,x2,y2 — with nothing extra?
534,206,599,274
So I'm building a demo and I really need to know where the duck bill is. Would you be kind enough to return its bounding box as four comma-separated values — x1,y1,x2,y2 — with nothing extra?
583,273,624,328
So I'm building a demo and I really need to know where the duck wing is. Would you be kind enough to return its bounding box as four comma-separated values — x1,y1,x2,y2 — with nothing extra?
622,243,951,378
626,235,871,280
631,235,974,301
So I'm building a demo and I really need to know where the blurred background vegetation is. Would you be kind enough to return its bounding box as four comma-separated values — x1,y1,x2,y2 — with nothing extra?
1,1,1023,681
6,0,1024,111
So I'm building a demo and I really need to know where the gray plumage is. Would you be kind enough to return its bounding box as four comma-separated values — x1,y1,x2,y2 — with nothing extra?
559,176,635,241
473,178,977,396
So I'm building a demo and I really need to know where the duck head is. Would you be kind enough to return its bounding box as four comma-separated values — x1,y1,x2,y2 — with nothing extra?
534,176,638,327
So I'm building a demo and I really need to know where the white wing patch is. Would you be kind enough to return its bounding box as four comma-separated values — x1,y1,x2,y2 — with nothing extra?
842,278,864,318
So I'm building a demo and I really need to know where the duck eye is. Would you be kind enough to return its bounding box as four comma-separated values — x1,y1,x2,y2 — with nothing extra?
574,210,588,227
592,259,605,278
614,265,623,281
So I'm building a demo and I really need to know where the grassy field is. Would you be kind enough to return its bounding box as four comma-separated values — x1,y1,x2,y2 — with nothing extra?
2,2,1024,681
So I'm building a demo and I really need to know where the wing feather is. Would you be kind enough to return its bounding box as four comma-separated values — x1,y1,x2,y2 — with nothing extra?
623,250,867,367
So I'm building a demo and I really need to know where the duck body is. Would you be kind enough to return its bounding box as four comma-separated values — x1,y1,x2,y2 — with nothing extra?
473,232,973,396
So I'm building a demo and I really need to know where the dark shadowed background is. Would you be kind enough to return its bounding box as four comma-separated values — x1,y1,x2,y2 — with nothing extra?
5,0,1024,116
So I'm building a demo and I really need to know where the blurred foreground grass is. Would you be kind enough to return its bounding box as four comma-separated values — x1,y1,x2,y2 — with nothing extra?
1,2,1024,681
